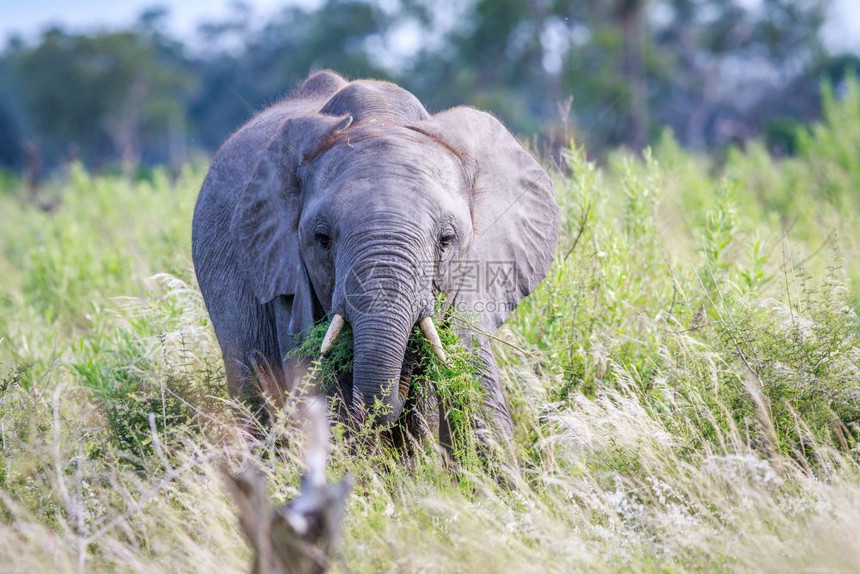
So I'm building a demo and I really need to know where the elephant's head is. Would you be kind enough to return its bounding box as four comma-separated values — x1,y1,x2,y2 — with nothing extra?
231,77,558,426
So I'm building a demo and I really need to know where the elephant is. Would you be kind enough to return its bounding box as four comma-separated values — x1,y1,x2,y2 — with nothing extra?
192,70,558,451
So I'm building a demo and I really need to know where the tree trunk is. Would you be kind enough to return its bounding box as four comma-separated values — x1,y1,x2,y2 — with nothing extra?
617,0,649,150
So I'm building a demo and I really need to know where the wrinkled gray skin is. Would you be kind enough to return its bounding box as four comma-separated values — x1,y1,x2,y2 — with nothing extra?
192,71,558,447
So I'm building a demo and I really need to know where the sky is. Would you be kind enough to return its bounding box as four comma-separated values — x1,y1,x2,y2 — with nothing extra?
1,0,859,54
0,0,300,40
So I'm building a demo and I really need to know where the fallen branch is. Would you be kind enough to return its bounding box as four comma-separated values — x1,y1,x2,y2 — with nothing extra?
227,398,351,574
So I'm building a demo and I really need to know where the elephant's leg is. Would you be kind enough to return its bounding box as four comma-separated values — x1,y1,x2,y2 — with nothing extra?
221,346,281,431
473,342,514,443
472,341,521,488
437,394,455,466
210,289,285,427
450,331,514,443
388,353,439,457
440,332,516,479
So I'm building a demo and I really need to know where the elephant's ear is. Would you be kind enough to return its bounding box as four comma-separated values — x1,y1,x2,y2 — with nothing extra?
431,107,559,332
230,114,352,333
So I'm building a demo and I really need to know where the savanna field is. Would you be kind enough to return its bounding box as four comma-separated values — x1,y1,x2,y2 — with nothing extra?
1,82,860,572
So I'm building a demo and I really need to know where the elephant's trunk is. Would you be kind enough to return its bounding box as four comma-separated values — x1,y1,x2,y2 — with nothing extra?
335,232,429,427
350,308,412,426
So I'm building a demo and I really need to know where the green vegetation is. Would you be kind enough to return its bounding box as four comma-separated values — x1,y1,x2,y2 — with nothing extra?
1,84,860,572
290,316,488,470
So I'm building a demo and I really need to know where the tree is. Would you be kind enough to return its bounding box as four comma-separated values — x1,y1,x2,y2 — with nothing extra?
0,0,840,172
189,0,395,152
8,22,194,174
0,56,22,170
650,0,829,148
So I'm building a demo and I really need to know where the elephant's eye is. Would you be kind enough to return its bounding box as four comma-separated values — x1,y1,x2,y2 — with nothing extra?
315,231,332,250
439,231,456,250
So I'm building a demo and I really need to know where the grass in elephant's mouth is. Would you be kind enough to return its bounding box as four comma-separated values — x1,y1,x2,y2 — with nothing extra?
289,315,488,465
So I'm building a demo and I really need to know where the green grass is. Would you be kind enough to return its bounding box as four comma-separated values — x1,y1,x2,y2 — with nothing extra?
1,81,860,572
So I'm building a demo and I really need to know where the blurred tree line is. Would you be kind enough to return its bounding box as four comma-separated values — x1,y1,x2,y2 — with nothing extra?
0,0,858,176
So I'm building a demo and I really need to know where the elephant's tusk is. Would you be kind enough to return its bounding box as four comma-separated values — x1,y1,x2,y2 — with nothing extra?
418,317,447,364
320,314,346,354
